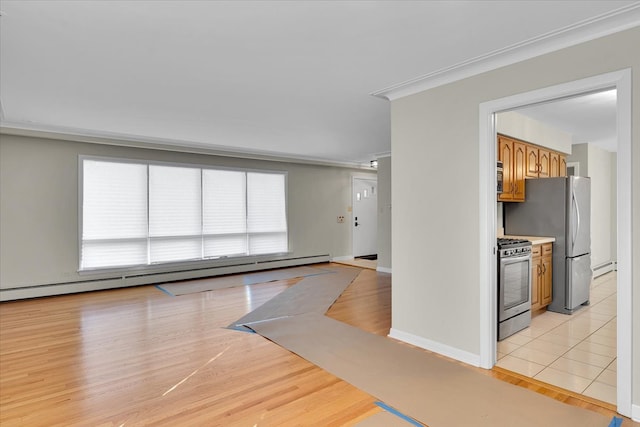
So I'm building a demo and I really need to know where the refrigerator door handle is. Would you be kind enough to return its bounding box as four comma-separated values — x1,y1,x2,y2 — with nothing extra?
572,190,580,249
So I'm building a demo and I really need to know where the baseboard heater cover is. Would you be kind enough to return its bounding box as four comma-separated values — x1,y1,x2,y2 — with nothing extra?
0,254,331,301
593,261,616,278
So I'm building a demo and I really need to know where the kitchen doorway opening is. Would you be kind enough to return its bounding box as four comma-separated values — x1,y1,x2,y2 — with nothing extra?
478,69,632,417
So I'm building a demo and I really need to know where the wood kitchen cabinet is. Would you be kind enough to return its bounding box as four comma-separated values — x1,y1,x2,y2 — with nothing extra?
498,134,567,201
550,152,560,177
498,135,526,202
559,155,567,177
526,146,550,178
531,243,553,312
550,152,568,177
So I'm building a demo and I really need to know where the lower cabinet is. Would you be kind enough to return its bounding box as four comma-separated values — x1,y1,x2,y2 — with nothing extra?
531,243,553,311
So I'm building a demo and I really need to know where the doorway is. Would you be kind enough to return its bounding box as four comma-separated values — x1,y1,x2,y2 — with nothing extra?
352,177,378,258
478,69,632,417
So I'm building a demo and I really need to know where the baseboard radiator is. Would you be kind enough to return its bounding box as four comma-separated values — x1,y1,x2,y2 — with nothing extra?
593,261,616,278
0,254,331,301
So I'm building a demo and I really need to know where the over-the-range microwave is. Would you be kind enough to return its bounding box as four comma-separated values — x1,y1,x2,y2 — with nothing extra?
497,161,503,193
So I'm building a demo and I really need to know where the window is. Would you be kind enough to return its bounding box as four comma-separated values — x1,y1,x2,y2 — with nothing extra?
247,172,288,254
80,158,288,270
203,169,247,257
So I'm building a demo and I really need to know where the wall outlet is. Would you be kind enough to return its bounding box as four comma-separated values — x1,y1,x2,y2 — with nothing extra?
337,215,345,223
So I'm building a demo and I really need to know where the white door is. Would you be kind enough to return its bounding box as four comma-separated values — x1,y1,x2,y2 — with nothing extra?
352,178,377,257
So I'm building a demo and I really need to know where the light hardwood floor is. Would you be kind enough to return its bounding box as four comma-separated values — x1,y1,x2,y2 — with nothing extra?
0,264,632,426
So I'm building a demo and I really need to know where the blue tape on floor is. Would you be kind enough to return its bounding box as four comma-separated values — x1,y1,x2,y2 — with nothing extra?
375,401,422,427
608,416,622,427
374,401,620,427
155,285,174,297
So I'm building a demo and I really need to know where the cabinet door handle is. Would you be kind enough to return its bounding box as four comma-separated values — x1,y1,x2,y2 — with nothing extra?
542,264,546,274
537,265,542,276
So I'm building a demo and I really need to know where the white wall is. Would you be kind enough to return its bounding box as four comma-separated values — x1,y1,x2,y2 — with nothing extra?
0,134,375,299
376,155,392,271
497,110,572,153
611,153,618,263
568,143,617,270
390,26,639,409
588,145,615,269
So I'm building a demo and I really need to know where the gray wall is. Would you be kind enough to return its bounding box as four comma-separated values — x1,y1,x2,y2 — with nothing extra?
391,26,639,408
376,155,392,271
568,143,589,175
0,134,375,298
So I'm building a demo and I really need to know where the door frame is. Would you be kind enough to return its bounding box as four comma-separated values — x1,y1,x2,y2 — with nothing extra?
478,69,632,416
351,175,378,258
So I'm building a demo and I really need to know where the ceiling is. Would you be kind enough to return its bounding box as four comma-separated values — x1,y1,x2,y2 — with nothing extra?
516,89,618,152
0,1,636,166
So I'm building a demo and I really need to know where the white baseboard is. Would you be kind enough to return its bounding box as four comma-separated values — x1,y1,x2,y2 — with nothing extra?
632,403,640,422
0,254,331,301
331,255,354,262
388,327,481,367
376,266,392,274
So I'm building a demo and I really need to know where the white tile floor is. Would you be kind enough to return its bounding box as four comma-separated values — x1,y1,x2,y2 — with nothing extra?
496,271,617,404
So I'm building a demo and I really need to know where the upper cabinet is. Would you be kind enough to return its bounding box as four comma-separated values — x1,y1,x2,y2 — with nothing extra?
498,135,526,202
559,156,567,177
498,134,567,202
550,152,560,177
526,145,551,178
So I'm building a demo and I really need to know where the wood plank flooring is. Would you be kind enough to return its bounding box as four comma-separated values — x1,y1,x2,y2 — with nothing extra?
0,264,632,426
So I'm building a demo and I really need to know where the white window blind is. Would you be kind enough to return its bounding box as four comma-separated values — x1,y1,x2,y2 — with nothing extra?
247,172,288,255
81,160,148,269
149,165,202,263
203,169,247,257
80,158,288,270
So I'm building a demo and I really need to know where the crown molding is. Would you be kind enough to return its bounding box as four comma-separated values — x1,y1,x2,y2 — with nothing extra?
0,120,372,170
371,3,640,101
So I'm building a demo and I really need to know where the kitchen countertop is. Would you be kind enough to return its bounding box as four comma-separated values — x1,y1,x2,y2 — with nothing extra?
502,235,555,245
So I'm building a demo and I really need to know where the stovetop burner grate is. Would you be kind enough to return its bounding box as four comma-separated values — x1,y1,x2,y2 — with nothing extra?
497,238,531,248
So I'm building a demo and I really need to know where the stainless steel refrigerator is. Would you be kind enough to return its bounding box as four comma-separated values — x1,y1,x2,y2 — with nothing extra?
504,176,592,314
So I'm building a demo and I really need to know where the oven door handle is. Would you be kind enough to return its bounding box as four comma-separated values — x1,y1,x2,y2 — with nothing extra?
501,253,532,264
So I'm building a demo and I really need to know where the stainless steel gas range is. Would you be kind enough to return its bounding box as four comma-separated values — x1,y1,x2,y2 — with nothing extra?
497,238,532,341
